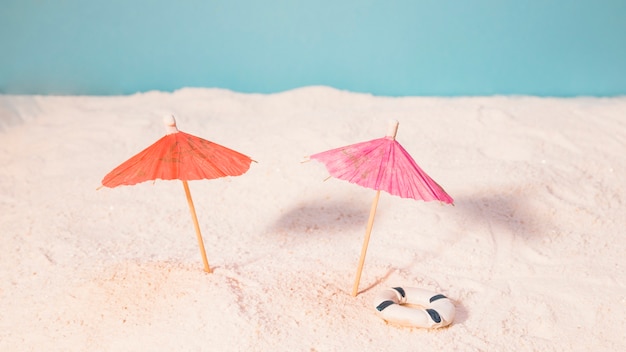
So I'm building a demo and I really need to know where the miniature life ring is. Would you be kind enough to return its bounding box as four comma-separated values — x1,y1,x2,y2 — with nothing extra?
373,287,455,329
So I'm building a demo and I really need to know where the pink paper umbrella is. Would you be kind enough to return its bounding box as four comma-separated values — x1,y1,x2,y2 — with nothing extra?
309,120,453,296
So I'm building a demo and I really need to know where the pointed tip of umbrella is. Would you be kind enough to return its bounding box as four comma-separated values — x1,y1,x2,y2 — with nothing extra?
386,120,399,139
163,114,179,134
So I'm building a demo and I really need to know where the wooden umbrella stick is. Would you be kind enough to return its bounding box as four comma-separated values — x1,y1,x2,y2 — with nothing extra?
352,190,381,296
182,180,212,273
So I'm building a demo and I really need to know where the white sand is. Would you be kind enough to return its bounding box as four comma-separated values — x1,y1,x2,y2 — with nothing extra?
1,87,625,351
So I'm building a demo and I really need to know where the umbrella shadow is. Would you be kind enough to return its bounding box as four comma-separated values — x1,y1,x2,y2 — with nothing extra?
452,186,553,240
266,198,370,237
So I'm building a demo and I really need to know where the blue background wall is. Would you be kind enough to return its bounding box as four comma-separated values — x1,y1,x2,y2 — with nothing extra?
1,0,625,96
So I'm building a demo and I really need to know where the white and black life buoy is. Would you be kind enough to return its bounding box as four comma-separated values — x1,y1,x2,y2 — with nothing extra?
373,287,455,328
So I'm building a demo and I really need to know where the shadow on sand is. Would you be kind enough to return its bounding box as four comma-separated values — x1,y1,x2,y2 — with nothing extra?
452,186,553,240
265,198,371,236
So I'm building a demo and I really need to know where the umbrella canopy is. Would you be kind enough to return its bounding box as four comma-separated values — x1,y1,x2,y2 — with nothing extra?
102,118,252,187
309,120,453,296
101,115,253,272
310,123,453,203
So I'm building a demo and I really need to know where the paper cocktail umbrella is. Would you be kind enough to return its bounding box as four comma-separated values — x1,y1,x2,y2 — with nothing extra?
309,120,453,296
100,115,253,272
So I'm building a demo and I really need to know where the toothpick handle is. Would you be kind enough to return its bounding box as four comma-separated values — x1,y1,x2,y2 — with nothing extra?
182,180,212,273
352,190,381,296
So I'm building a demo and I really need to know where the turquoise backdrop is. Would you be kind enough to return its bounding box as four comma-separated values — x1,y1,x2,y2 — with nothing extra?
1,0,625,96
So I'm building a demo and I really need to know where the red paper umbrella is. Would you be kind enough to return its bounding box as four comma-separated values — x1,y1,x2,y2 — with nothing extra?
309,120,453,295
100,115,253,272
